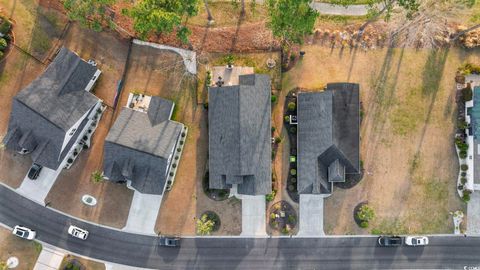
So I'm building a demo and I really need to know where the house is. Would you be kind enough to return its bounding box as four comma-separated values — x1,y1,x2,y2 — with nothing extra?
297,83,360,195
465,86,480,191
208,74,272,195
3,47,102,170
103,94,185,195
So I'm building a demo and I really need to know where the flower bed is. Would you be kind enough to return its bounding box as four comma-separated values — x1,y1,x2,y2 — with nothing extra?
268,200,297,235
283,89,299,203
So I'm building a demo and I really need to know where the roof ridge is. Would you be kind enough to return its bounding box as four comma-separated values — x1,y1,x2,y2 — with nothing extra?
58,55,81,96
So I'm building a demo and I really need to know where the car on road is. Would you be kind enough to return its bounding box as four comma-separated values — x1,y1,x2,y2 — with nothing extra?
159,236,180,247
68,225,89,240
27,163,42,180
378,236,403,247
12,225,36,240
405,236,429,246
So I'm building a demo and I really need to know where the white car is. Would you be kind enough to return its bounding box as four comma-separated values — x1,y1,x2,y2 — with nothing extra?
405,236,429,246
68,225,89,240
12,225,36,240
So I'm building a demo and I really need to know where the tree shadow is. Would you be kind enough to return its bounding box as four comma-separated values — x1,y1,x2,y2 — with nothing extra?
229,10,245,52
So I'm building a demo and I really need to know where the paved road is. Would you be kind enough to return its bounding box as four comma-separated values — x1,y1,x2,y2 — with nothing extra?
1,185,480,269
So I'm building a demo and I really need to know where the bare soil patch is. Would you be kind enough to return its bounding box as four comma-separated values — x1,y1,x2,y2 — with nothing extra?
284,46,473,235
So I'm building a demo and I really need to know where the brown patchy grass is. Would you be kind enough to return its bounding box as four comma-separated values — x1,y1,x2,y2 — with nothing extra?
189,1,267,28
0,227,42,270
284,46,473,235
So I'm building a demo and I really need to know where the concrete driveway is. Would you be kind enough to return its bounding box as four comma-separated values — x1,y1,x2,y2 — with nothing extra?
297,194,325,236
240,195,266,237
16,166,63,204
123,191,163,235
468,192,480,234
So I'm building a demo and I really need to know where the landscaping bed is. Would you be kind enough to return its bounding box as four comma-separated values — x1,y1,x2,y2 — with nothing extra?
268,200,297,235
202,171,230,201
283,89,299,203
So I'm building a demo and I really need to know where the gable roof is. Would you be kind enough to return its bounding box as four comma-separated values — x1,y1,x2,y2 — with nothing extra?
14,47,99,131
104,97,183,195
297,83,360,195
208,74,272,195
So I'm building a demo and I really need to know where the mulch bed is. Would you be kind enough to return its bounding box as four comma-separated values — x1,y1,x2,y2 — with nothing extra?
268,200,297,234
63,259,85,270
201,210,221,232
284,89,299,203
202,171,230,201
353,201,368,227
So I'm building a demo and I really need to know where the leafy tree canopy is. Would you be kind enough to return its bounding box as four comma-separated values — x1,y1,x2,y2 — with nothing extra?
266,0,318,46
125,0,199,43
329,0,419,20
63,0,116,32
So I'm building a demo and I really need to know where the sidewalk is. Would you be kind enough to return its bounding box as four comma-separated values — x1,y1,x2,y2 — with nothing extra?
468,192,480,234
33,245,65,270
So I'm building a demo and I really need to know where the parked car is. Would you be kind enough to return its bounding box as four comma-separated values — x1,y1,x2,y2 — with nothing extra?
378,236,403,247
12,225,36,240
27,163,42,180
158,236,180,247
405,236,429,246
68,225,89,240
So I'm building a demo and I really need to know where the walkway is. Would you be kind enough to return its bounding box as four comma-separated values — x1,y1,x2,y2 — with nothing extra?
133,39,197,75
297,194,325,236
310,2,370,16
123,191,162,234
468,192,480,234
16,166,63,204
240,195,267,236
33,245,65,270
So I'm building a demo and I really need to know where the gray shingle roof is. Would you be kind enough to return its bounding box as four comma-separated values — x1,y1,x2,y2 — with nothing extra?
104,97,183,195
3,47,100,169
15,47,99,131
208,74,271,195
297,83,360,195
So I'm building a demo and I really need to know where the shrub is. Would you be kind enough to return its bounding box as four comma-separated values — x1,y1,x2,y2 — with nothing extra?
360,221,369,228
0,19,11,34
224,54,235,66
460,150,467,159
196,214,216,235
463,85,473,102
0,51,4,59
288,184,295,191
281,227,290,234
172,163,177,168
458,184,464,190
461,164,469,171
458,121,468,130
271,95,277,103
287,215,296,224
205,70,212,86
371,228,382,235
266,190,276,202
461,172,467,177
270,213,276,220
290,127,297,133
284,115,290,123
356,204,375,222
463,192,471,203
275,137,282,144
203,102,208,109
0,38,7,50
287,102,296,111
271,126,276,133
290,169,297,176
291,178,296,183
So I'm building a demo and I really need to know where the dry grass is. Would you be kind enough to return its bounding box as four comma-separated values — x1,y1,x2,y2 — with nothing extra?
189,1,267,28
284,46,474,234
0,227,41,270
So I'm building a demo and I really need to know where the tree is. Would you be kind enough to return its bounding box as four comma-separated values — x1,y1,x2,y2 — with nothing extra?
356,204,375,222
126,0,199,43
63,0,116,32
196,214,215,235
266,0,318,47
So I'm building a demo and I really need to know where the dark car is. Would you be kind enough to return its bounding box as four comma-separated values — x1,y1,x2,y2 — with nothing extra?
27,163,42,180
378,236,403,247
159,236,180,247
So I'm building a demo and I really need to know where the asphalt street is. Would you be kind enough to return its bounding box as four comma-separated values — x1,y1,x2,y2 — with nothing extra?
1,185,479,270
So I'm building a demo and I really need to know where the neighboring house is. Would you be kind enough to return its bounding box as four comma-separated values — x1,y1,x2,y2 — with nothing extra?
297,83,360,195
3,47,102,170
208,74,272,195
103,95,185,195
465,86,480,191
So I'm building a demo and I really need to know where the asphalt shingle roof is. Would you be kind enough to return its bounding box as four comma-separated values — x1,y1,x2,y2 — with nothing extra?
208,74,271,195
297,83,360,195
104,97,183,195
